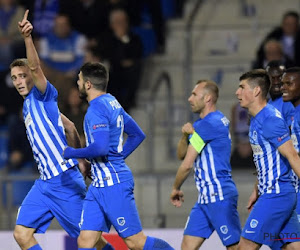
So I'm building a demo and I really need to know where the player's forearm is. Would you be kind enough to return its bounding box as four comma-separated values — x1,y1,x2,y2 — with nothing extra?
64,130,109,159
24,36,41,72
61,114,82,148
253,179,258,195
172,162,192,190
123,118,146,158
65,127,82,149
289,154,300,178
177,134,189,160
24,36,47,91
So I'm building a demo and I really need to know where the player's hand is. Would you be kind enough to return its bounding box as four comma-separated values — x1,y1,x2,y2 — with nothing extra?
247,188,258,213
170,189,184,208
182,123,194,135
18,10,32,38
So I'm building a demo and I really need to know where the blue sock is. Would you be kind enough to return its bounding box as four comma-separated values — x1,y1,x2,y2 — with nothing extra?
103,242,114,250
78,248,96,250
27,244,42,250
143,236,174,250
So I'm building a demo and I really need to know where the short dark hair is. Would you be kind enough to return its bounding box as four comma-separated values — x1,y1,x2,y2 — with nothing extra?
266,60,285,69
239,69,270,98
10,58,28,69
196,80,219,103
80,62,109,91
282,11,299,22
266,60,286,73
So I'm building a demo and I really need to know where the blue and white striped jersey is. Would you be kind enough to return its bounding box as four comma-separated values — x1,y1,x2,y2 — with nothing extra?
290,105,300,192
249,104,295,195
268,96,295,127
83,94,133,187
23,81,78,180
269,97,300,192
190,111,238,204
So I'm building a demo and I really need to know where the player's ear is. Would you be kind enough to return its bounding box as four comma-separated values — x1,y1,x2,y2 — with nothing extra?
204,94,212,103
253,86,261,97
85,80,92,90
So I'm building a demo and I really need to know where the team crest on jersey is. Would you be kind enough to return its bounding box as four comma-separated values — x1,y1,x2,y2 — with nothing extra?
252,131,257,141
250,219,258,228
117,217,126,226
220,225,228,234
26,99,30,108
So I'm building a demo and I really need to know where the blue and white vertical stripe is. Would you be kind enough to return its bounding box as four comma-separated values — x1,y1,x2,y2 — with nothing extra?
195,145,224,204
23,85,77,180
83,114,121,188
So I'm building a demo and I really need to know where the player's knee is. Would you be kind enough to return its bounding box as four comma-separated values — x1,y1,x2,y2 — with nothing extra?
123,232,146,250
77,233,97,248
13,226,32,245
181,239,198,250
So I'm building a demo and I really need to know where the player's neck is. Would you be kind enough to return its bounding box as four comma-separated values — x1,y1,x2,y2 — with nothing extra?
248,100,267,117
200,105,216,118
87,90,106,102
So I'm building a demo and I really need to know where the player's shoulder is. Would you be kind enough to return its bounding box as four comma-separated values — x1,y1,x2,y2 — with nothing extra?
204,110,229,126
259,104,282,121
257,105,287,132
89,94,123,114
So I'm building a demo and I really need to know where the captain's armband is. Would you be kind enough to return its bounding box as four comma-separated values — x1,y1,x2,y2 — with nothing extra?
189,132,205,153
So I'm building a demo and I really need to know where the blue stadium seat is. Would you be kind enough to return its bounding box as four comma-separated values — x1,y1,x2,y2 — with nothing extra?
132,26,157,57
161,0,175,20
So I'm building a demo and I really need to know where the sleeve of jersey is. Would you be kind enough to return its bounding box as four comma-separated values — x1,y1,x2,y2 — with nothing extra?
64,130,109,159
88,106,110,133
262,116,291,148
283,103,295,127
122,114,146,159
33,81,58,102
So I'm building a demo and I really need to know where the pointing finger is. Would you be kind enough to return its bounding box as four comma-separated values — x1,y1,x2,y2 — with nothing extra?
20,9,29,26
23,10,29,22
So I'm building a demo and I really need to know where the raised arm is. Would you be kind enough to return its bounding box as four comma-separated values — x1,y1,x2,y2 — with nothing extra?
177,123,194,160
18,10,47,93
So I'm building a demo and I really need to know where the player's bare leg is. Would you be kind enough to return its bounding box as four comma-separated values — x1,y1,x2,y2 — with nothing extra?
123,231,147,250
78,230,102,248
181,235,205,250
283,242,300,249
95,235,109,250
227,243,238,250
13,225,38,250
238,237,261,250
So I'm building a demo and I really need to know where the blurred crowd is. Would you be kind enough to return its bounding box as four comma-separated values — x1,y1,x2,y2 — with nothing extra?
231,10,300,169
0,0,183,184
2,0,300,196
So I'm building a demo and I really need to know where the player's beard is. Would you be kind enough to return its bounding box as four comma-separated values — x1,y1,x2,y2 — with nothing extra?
79,84,88,100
